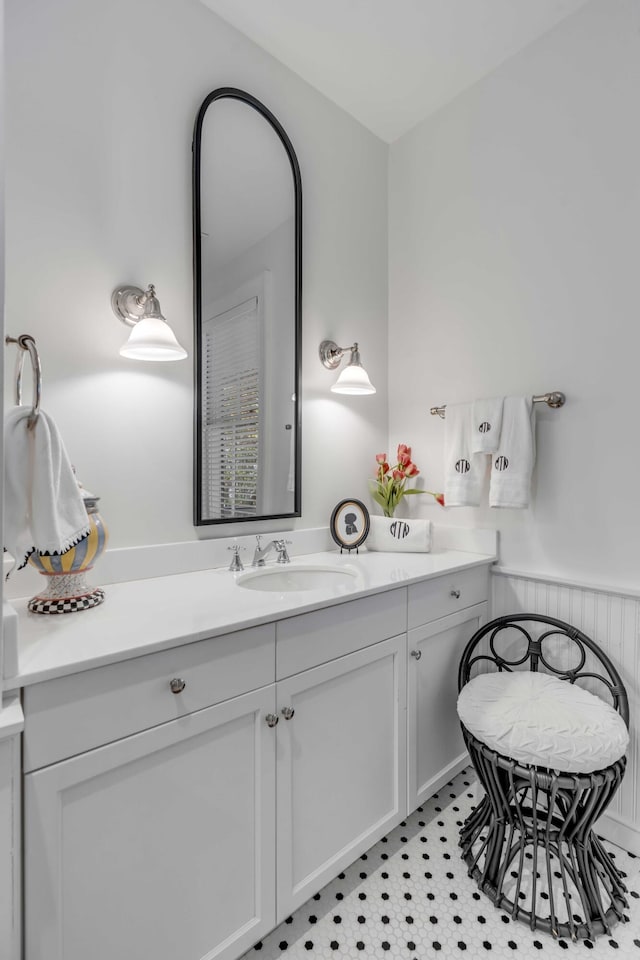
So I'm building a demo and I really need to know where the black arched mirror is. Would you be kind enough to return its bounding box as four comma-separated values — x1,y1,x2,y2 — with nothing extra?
193,88,302,525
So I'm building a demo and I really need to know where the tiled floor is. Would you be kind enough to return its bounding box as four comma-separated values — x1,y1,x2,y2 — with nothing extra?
241,768,640,959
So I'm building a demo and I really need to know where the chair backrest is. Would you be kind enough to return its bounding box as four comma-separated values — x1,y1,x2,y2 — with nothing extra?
458,613,629,727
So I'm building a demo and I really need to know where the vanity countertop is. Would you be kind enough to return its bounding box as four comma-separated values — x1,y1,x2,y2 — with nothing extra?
6,548,495,688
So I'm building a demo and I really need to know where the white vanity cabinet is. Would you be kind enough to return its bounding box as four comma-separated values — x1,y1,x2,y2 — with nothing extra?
274,589,407,919
406,566,489,812
275,634,406,919
0,696,23,960
25,685,277,960
16,557,492,960
23,623,279,960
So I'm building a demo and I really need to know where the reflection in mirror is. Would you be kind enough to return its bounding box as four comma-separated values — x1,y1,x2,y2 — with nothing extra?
193,89,301,524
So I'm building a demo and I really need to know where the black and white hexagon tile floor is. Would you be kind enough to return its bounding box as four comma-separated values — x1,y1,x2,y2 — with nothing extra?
240,768,640,959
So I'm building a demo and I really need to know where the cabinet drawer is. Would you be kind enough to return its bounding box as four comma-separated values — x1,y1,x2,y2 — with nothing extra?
23,623,275,772
408,565,489,629
276,589,406,679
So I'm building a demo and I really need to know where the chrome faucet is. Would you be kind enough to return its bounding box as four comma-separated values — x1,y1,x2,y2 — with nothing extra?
252,536,292,566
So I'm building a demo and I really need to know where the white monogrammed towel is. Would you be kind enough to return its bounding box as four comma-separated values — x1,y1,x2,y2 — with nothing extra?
366,516,432,553
489,396,536,508
470,397,504,454
4,406,90,572
444,403,484,507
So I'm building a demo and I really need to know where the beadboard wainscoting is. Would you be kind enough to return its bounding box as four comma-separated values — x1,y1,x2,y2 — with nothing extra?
492,569,640,857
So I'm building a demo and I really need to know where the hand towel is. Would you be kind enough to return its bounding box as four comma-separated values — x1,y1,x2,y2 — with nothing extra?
489,396,535,508
444,403,484,507
366,516,432,553
4,406,90,572
470,397,504,454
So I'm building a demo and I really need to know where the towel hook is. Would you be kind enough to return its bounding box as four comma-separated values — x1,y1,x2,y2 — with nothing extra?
5,334,42,428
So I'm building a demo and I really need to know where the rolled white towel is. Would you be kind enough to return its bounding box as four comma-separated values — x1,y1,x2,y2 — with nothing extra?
366,516,431,553
4,406,90,573
489,396,536,509
444,403,484,507
470,397,504,454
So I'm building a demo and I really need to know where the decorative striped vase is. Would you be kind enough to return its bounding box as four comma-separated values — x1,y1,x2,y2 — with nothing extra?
28,491,108,614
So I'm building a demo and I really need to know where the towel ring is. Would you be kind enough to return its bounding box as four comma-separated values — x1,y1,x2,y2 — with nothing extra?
5,334,42,427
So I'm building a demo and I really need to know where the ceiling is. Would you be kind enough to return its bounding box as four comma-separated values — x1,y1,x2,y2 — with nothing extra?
199,0,589,142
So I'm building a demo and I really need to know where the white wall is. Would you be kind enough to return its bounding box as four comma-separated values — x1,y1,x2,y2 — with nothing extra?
389,0,640,592
492,571,640,853
4,0,388,552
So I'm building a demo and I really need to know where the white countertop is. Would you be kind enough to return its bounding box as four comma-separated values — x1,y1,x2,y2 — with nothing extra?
6,548,495,688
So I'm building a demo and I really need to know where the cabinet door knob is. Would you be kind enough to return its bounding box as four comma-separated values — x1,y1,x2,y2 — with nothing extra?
169,678,186,694
410,649,422,660
265,713,279,728
450,589,461,599
281,706,295,720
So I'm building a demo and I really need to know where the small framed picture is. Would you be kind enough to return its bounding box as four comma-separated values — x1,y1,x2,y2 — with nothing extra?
329,499,370,552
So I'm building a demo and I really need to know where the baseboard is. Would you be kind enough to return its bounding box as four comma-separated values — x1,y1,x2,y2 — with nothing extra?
414,751,470,811
596,811,640,857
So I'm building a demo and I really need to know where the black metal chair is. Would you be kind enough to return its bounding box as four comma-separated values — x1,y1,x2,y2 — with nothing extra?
457,614,630,942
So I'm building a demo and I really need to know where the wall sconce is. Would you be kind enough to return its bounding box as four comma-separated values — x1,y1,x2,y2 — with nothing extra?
111,283,187,361
319,340,376,395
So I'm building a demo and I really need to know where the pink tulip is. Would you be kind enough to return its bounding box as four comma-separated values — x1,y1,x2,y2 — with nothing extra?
376,453,387,464
397,444,411,465
435,493,445,507
392,469,404,480
377,461,390,476
404,461,420,477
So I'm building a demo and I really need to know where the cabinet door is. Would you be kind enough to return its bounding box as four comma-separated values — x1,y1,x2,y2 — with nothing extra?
276,635,406,920
25,686,277,960
407,602,488,813
0,701,22,960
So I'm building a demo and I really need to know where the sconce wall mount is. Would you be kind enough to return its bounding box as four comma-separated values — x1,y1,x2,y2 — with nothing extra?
319,339,376,395
112,283,187,361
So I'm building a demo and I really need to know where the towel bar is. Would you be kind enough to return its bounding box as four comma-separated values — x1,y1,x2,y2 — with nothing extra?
430,391,565,418
5,333,42,427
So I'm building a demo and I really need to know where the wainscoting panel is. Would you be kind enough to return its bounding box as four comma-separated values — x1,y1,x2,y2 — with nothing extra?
492,570,639,855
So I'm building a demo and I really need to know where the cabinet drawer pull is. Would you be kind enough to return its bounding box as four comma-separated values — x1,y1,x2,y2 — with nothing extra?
169,678,186,694
410,649,422,660
450,589,461,599
265,713,279,728
281,707,295,720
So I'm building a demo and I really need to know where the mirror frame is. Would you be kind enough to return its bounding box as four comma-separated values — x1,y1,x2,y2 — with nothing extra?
192,87,302,526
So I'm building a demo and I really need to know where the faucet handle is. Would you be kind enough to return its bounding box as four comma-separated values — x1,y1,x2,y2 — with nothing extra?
274,539,292,564
227,544,245,572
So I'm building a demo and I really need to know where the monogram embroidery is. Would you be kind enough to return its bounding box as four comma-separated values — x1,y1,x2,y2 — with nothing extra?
389,520,410,539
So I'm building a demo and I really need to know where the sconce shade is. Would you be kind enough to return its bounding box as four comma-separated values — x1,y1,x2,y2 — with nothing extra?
319,339,376,395
112,283,187,361
331,363,376,395
119,316,188,361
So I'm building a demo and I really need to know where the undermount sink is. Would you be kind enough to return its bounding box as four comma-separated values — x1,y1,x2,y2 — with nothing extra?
236,563,358,593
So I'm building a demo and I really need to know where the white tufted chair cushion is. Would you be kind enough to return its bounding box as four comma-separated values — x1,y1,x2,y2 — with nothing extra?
457,671,629,774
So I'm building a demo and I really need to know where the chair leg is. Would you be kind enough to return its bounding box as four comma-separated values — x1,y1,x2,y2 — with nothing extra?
460,735,629,941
